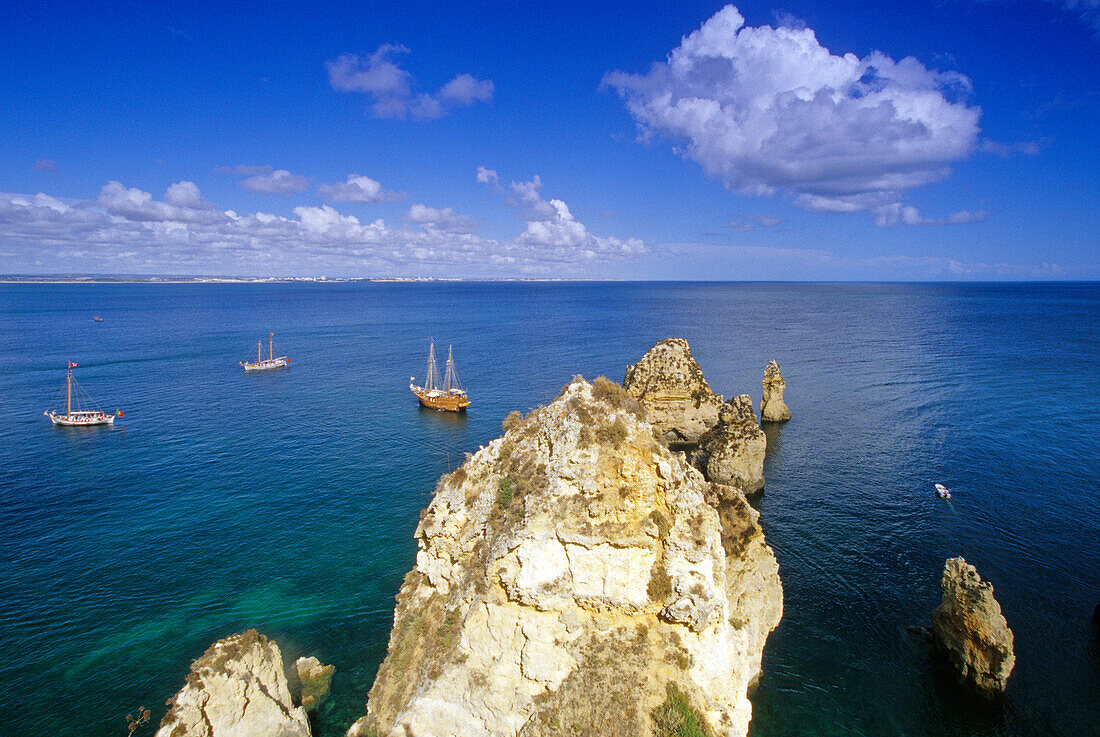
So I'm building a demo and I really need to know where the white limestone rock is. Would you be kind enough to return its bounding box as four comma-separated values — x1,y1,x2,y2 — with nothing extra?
691,396,766,494
156,629,311,737
623,338,724,444
349,377,782,737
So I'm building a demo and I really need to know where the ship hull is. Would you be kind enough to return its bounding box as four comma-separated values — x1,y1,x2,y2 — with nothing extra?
241,357,289,371
411,385,469,412
46,411,115,426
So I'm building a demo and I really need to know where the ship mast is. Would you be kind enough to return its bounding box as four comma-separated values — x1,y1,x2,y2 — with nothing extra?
257,339,262,364
444,345,460,391
269,333,274,360
425,340,438,391
67,363,72,416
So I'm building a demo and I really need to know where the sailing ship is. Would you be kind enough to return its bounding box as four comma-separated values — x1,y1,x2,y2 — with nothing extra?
410,340,470,412
44,362,122,426
240,333,289,371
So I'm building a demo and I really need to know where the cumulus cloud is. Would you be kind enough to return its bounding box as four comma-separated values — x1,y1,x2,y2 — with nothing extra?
327,45,493,120
602,5,982,223
239,168,309,194
0,177,647,275
33,159,56,172
501,175,647,259
319,174,402,203
405,203,476,233
476,166,499,185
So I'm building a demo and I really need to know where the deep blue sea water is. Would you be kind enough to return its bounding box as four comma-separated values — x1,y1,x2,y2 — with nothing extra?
1,282,1098,737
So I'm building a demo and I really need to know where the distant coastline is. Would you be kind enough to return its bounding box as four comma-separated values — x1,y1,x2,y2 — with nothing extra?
0,275,594,284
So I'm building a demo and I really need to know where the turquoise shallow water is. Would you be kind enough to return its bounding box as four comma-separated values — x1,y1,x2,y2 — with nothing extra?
1,282,1098,737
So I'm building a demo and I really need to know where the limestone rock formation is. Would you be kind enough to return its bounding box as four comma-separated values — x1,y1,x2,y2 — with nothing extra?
292,656,335,712
691,396,766,494
759,361,791,423
156,629,311,737
349,377,782,737
623,338,724,445
930,558,1015,695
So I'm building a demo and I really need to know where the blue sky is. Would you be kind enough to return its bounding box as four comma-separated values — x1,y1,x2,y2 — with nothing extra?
0,0,1096,279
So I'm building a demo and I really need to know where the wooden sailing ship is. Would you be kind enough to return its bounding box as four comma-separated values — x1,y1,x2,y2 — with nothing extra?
240,333,289,371
410,340,469,412
44,362,122,426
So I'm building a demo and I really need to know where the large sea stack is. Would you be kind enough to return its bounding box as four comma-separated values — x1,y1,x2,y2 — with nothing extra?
759,361,791,423
623,338,724,445
350,377,783,737
156,630,313,737
930,558,1015,695
691,396,766,494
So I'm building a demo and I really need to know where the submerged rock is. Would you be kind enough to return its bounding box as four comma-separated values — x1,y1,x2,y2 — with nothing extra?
759,361,791,423
156,629,311,737
292,656,335,712
930,558,1015,695
623,338,724,445
691,396,766,494
350,377,782,737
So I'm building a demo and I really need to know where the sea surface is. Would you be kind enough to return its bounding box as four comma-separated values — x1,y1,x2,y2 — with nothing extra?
1,282,1098,737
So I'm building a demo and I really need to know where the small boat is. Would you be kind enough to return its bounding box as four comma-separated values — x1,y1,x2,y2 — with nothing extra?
935,483,951,499
240,333,289,371
410,340,469,412
92,316,103,322
44,362,122,426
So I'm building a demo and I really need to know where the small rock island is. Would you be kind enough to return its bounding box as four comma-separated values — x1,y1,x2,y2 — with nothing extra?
759,361,791,423
930,557,1015,696
348,376,783,737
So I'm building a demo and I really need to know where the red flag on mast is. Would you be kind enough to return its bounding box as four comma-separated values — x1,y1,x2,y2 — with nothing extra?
68,362,78,368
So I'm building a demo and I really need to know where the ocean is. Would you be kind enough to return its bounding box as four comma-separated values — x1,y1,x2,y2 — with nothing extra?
1,281,1097,737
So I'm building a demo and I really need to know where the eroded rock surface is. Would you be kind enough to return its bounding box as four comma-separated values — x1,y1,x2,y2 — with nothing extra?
931,558,1015,695
623,338,724,445
156,629,311,737
691,396,766,494
759,361,791,423
349,377,782,737
292,656,335,712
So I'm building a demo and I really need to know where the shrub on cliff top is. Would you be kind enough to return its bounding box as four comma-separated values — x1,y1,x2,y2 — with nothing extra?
652,682,712,737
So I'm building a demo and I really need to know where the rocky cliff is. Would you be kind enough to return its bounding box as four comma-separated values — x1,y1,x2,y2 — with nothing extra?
691,396,766,494
759,361,790,423
156,630,312,737
351,377,782,737
930,558,1015,695
623,338,724,445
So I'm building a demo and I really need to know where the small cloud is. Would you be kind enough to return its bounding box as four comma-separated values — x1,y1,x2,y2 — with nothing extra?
980,139,1042,157
327,45,493,120
406,203,476,232
215,165,272,176
319,174,402,203
33,159,56,172
874,203,986,227
771,10,806,29
476,166,499,185
731,213,783,231
600,210,617,218
239,168,309,194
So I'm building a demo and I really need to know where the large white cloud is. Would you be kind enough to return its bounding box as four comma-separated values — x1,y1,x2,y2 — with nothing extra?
327,45,493,120
603,5,981,221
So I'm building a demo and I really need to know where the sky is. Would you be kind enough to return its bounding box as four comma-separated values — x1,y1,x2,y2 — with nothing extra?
0,0,1097,279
